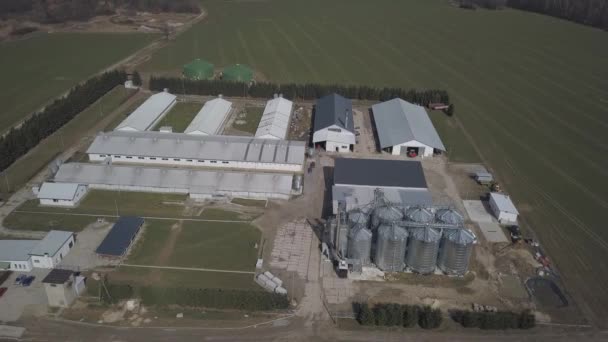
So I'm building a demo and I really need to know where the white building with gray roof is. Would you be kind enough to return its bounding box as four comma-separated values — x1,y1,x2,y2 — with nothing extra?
372,98,445,157
36,182,88,207
87,130,305,173
0,240,38,272
184,97,232,135
53,163,295,200
255,96,293,140
313,94,355,153
115,91,177,132
0,230,75,272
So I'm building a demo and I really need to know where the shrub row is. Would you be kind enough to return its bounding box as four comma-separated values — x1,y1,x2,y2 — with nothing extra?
149,76,450,107
0,70,127,173
354,302,443,329
450,309,536,329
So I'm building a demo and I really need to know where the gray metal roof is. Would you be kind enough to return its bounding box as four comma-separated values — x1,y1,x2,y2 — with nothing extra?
87,131,305,165
490,192,519,215
42,268,74,284
372,98,445,151
333,185,432,208
53,163,294,197
184,97,232,135
29,230,73,257
37,182,80,200
255,97,292,139
0,240,39,262
96,216,144,257
116,92,176,131
334,158,428,189
313,94,354,133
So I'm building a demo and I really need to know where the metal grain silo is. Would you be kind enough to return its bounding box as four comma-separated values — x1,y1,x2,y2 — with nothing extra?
348,210,369,228
347,225,373,265
438,229,475,276
371,205,403,229
374,224,408,272
405,207,434,224
435,208,464,226
405,227,441,274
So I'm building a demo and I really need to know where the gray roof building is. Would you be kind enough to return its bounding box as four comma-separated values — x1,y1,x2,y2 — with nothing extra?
29,231,74,257
334,158,428,189
332,185,432,209
0,240,39,262
314,93,354,133
372,98,445,151
37,183,81,201
116,92,176,131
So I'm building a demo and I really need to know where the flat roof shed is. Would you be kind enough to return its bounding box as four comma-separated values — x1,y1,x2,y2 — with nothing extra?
37,183,80,201
334,158,428,189
95,217,144,257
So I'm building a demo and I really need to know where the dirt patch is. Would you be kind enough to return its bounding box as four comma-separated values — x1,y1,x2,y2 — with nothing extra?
150,221,183,282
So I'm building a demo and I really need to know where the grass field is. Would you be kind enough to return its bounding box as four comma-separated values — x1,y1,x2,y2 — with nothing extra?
0,86,136,196
140,0,608,325
0,32,157,134
232,106,264,134
152,102,202,132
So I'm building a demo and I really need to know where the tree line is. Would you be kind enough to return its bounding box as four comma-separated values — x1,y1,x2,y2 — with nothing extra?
354,302,443,329
0,0,200,23
450,309,536,329
0,70,127,173
149,76,451,107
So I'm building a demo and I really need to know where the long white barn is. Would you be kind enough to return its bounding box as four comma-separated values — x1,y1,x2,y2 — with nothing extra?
86,131,305,172
53,163,294,200
184,97,232,135
115,92,177,132
255,96,293,140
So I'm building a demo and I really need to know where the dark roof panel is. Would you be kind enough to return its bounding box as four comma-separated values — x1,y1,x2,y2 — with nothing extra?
334,158,427,189
95,216,144,257
313,94,354,133
42,269,73,284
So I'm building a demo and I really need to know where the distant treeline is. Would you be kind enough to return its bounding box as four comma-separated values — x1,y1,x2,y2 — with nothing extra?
459,0,608,30
0,0,200,22
149,76,451,107
0,70,127,173
354,302,443,329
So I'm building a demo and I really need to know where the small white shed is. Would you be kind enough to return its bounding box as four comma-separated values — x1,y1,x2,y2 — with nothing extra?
489,192,519,224
37,182,88,207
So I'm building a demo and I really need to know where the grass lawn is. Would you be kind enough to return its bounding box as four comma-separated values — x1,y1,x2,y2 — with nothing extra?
232,106,264,134
199,208,253,221
152,102,202,132
141,0,608,325
0,86,136,196
231,198,267,208
0,32,157,134
110,266,257,289
3,211,106,232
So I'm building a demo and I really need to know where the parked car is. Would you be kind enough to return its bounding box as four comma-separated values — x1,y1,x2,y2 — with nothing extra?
0,287,7,298
14,274,26,285
21,276,35,287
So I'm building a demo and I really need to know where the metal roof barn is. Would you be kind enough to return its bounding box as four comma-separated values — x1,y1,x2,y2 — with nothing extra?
53,163,294,200
87,131,305,170
183,59,214,80
116,92,177,131
37,182,80,201
96,216,144,257
0,240,39,262
313,93,354,133
489,193,519,215
255,96,293,140
334,158,427,189
333,185,432,211
29,230,73,257
184,97,232,135
372,98,445,151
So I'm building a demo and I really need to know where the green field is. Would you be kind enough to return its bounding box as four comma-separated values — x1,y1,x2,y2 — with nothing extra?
141,0,608,325
0,32,157,134
232,106,264,134
152,102,202,132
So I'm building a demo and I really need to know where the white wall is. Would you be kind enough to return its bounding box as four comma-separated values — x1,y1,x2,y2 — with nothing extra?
89,154,302,173
325,141,352,153
313,126,356,152
392,140,434,157
86,184,289,200
7,259,33,272
31,235,75,269
488,197,518,224
40,198,76,207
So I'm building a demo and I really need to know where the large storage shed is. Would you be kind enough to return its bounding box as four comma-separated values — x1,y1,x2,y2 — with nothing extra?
372,98,445,157
115,92,176,132
87,131,305,172
184,97,232,135
313,94,355,153
37,182,88,207
53,163,295,200
255,96,293,140
489,192,519,224
96,216,144,258
332,158,432,213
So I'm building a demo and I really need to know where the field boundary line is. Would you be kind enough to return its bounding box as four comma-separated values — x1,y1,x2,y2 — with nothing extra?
13,210,250,223
120,264,255,274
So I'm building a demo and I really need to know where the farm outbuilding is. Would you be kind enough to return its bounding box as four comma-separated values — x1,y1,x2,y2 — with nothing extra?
332,158,432,213
96,216,144,258
28,230,75,269
255,95,293,140
115,91,177,132
489,192,519,224
53,163,295,200
183,59,215,80
372,98,445,157
87,131,305,172
42,269,86,308
313,93,355,153
37,182,88,207
0,240,38,272
222,64,253,82
184,97,232,135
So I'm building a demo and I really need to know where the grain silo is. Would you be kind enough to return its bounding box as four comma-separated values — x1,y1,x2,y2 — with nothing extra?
405,227,441,274
438,229,475,276
374,224,408,272
371,205,403,229
347,225,373,265
404,206,434,223
435,208,464,226
349,209,369,228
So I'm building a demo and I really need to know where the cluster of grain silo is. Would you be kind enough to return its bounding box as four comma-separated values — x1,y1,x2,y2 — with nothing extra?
330,199,476,277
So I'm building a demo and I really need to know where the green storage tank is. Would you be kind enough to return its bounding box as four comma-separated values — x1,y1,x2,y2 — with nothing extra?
183,59,214,80
222,64,253,82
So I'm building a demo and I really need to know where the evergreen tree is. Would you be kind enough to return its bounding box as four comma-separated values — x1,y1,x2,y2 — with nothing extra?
132,71,142,86
402,305,419,327
357,303,375,326
374,304,389,326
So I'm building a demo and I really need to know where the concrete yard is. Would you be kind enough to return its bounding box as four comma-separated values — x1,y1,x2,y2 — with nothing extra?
463,200,508,243
0,269,50,322
59,220,119,270
269,219,313,279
